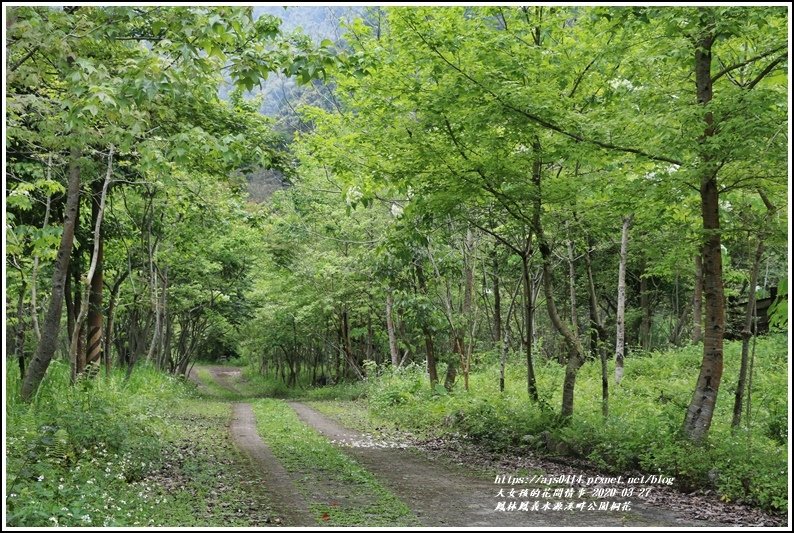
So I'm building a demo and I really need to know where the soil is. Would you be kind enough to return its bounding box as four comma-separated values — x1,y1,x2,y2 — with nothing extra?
287,401,720,527
229,403,315,526
194,367,775,528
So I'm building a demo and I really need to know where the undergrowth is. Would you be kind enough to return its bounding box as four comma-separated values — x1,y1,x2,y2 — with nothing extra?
287,335,789,513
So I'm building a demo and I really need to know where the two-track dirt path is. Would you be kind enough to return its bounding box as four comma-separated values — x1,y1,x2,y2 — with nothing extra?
195,366,730,527
288,401,711,527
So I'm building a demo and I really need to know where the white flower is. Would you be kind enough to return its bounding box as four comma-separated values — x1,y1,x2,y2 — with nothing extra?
49,517,58,524
81,514,91,523
58,484,64,490
37,475,44,482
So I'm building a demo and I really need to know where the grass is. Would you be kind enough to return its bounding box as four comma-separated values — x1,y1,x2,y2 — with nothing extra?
251,399,418,526
192,366,244,401
5,361,274,526
233,367,367,401
281,334,789,514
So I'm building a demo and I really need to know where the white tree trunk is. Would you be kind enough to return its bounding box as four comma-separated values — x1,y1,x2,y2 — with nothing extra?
614,214,633,385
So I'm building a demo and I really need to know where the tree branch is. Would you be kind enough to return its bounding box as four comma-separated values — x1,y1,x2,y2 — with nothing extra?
400,15,683,166
746,54,786,90
10,45,39,72
711,44,787,83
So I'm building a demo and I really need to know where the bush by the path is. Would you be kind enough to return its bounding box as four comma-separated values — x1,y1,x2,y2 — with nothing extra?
310,335,788,513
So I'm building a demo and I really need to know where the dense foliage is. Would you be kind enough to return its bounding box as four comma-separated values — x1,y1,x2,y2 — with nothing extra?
4,5,789,522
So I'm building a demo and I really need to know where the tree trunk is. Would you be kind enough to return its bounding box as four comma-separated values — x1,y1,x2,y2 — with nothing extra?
30,160,52,342
104,271,128,376
73,261,86,379
15,279,27,377
386,290,399,367
692,253,703,343
87,178,104,367
500,279,522,393
684,24,726,442
583,241,608,418
65,266,75,345
614,214,633,385
566,237,579,337
731,240,764,430
68,146,113,378
21,148,81,401
459,227,475,391
415,261,439,387
531,143,582,417
492,248,502,346
639,261,651,351
520,246,539,402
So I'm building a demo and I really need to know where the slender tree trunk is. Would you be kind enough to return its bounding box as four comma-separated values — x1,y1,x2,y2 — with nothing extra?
68,146,114,378
566,237,579,337
583,241,609,418
21,148,82,401
415,262,439,387
520,246,539,401
73,263,86,379
15,279,28,377
30,158,52,342
732,240,764,430
146,256,161,365
639,261,651,351
692,253,703,343
499,279,522,393
614,214,633,385
386,290,399,367
460,227,475,391
492,248,502,346
65,267,75,345
531,143,582,417
87,178,104,367
103,271,128,375
684,23,726,442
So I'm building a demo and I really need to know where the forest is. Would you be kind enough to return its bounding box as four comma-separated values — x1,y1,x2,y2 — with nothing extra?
4,5,790,528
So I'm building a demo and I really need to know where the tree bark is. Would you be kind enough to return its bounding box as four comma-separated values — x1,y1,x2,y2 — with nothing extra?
639,261,652,351
21,148,81,401
87,178,104,367
692,253,703,343
459,227,476,391
104,271,128,375
530,143,582,417
566,237,579,337
520,245,539,402
15,279,28,377
68,146,113,378
500,278,522,393
415,261,439,387
65,266,75,345
732,240,764,430
386,290,399,367
583,241,609,418
30,156,52,342
684,22,726,442
491,248,502,346
614,214,633,385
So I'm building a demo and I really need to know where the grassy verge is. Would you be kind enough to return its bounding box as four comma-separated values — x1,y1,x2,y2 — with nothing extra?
5,362,273,526
251,399,418,526
295,335,788,514
193,367,243,401
234,368,367,401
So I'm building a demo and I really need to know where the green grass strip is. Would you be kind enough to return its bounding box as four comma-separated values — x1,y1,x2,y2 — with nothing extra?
251,399,418,526
194,367,243,401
